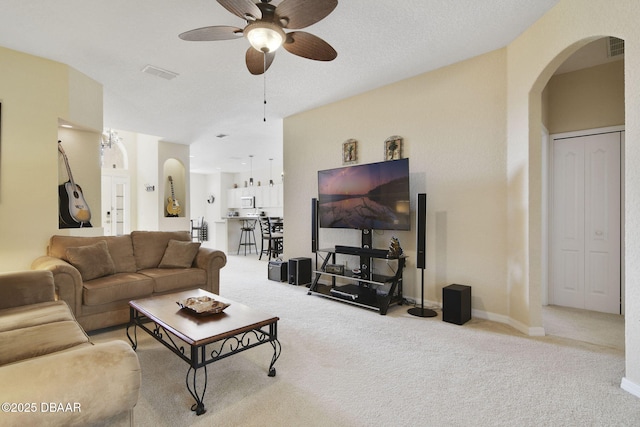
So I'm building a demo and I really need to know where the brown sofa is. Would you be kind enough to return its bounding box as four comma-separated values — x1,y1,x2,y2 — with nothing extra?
31,231,227,332
0,270,140,426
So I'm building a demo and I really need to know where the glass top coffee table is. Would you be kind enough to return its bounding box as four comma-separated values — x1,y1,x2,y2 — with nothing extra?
127,288,281,415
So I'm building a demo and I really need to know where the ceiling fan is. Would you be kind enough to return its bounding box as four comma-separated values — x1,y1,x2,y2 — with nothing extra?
179,0,338,75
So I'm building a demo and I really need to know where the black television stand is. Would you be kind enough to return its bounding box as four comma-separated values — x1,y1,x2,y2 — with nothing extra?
308,234,405,315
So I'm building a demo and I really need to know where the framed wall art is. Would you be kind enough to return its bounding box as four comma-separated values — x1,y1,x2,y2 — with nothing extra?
342,138,357,164
384,135,403,160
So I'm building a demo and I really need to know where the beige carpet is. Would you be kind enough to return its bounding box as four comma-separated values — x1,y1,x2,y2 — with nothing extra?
91,253,639,426
542,304,625,351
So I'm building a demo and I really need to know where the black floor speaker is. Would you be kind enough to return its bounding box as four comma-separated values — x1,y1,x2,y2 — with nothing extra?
442,284,471,325
311,198,318,253
416,193,426,269
288,257,311,286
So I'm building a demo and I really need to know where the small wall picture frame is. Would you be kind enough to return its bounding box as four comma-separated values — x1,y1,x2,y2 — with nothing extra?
384,135,403,160
343,138,357,164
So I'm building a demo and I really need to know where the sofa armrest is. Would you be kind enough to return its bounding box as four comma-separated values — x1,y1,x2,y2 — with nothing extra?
0,340,140,426
194,248,227,294
31,256,83,316
0,270,56,310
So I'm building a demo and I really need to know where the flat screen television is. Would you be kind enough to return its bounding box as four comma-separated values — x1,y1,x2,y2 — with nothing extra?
317,158,410,230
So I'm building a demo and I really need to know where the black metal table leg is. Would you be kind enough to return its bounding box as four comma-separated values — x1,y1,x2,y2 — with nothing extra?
268,323,281,377
126,308,138,350
186,364,208,415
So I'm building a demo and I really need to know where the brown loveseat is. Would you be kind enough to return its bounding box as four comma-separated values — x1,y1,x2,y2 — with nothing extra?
31,231,227,331
0,270,140,426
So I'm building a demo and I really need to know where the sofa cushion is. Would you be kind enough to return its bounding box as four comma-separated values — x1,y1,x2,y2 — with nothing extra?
48,235,137,273
0,341,140,426
66,240,117,281
131,231,191,270
0,270,55,310
0,320,90,366
0,301,75,333
82,273,154,306
101,235,138,273
139,268,207,293
159,239,201,268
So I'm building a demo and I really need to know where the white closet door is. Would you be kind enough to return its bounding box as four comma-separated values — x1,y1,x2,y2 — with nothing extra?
551,131,620,314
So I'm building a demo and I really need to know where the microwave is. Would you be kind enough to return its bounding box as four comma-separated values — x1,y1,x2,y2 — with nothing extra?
241,196,255,209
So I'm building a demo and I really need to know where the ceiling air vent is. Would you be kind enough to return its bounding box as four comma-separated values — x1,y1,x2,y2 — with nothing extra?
608,37,625,57
141,64,179,80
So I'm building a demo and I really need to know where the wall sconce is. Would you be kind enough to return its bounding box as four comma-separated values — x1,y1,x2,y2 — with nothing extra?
207,195,215,204
145,184,155,192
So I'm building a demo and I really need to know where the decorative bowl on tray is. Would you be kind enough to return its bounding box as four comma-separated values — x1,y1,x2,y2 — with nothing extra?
177,296,230,315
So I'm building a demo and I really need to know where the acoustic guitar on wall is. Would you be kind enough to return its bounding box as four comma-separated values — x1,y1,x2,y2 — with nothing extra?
166,175,181,217
58,141,92,228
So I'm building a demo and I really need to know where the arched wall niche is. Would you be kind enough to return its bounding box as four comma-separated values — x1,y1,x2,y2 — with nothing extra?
162,158,186,218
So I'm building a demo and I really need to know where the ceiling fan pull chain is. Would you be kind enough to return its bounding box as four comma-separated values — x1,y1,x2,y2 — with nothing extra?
263,52,267,122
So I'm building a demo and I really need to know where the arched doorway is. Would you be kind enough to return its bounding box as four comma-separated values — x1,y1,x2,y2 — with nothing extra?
535,37,625,345
101,129,131,236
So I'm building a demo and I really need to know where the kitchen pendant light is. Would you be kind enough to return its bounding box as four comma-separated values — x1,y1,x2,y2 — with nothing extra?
269,158,274,186
249,155,254,186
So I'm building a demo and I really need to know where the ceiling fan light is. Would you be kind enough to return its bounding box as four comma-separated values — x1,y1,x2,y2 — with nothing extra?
245,22,285,53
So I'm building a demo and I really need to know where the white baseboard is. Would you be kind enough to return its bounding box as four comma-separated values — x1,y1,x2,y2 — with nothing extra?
471,308,546,337
415,299,546,337
621,377,640,399
510,317,545,337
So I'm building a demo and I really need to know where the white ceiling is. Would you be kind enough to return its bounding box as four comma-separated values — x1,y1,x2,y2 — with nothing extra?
0,0,559,174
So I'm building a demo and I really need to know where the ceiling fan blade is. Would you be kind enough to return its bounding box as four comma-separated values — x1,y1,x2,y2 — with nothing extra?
283,31,337,61
246,47,276,75
179,26,243,41
217,0,262,20
276,0,338,29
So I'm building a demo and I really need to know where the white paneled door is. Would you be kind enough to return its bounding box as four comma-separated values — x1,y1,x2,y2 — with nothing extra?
102,174,130,236
550,131,621,314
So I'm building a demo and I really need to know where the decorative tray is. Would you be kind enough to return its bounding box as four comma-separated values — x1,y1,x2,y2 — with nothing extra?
177,296,230,316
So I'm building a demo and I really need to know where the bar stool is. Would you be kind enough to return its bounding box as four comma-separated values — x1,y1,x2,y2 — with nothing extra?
237,219,257,255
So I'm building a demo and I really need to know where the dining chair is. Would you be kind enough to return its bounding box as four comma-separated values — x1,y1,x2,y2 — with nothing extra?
259,217,283,260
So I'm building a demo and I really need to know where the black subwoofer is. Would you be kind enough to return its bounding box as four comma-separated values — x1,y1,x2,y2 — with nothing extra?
288,257,311,286
442,284,471,325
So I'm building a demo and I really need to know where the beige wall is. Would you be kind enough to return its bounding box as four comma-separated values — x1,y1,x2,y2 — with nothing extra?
546,60,625,134
284,48,509,318
0,46,102,272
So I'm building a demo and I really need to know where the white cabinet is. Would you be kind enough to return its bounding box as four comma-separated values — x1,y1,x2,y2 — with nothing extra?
254,186,265,208
269,183,283,207
226,188,241,209
226,184,283,211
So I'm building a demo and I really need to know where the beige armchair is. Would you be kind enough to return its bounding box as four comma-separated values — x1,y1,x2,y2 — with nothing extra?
0,270,140,426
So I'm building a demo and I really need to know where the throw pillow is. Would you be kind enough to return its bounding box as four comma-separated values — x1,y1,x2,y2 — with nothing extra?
158,239,201,268
65,240,117,281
